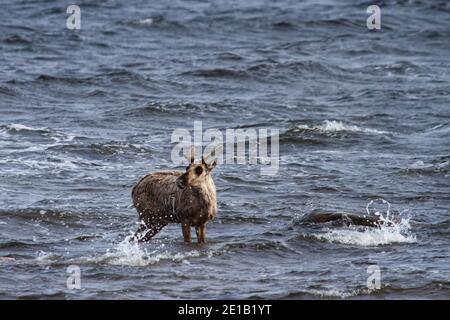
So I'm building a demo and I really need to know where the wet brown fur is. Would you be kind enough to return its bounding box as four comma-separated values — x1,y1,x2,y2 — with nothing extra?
131,152,217,243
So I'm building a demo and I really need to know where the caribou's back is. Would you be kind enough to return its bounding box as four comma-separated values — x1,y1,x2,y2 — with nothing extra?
132,171,182,224
132,170,218,224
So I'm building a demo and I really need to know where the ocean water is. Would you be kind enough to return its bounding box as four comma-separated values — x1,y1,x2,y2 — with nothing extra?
0,0,449,299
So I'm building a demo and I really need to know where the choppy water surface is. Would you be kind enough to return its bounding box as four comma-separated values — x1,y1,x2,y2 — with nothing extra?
0,0,449,299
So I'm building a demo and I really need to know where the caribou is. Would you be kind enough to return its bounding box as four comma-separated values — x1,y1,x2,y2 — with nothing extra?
131,147,217,243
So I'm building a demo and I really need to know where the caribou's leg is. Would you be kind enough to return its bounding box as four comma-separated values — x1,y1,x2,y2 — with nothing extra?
195,223,206,244
182,223,192,243
133,221,167,242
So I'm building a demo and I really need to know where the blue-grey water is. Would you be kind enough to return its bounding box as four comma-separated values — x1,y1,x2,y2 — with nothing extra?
0,0,449,299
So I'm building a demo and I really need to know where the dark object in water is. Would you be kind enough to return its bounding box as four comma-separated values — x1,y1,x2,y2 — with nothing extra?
301,210,388,227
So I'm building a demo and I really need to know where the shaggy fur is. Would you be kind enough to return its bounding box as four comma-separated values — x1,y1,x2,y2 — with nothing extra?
132,157,217,243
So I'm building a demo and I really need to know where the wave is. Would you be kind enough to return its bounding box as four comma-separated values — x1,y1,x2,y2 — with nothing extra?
2,34,31,45
279,287,378,299
0,85,19,97
0,123,153,160
219,215,269,224
0,208,85,227
306,199,416,246
0,157,84,173
71,238,294,267
279,280,450,299
35,74,88,85
29,69,151,87
127,15,184,30
418,29,449,39
183,60,352,82
0,257,16,264
307,288,373,299
135,18,156,26
82,239,209,267
3,123,50,134
310,225,416,246
182,68,249,79
409,159,448,171
47,142,152,158
279,120,392,146
105,247,200,267
0,123,76,141
272,21,297,29
304,17,364,29
123,100,239,117
397,157,450,175
0,124,78,155
220,239,298,255
365,61,422,76
0,240,36,250
217,52,244,61
295,120,390,135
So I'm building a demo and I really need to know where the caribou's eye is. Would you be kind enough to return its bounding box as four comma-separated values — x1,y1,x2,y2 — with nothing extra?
195,166,203,176
186,166,190,171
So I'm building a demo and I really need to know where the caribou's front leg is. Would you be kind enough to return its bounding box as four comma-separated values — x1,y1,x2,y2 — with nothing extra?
133,221,167,242
182,223,192,243
195,223,206,244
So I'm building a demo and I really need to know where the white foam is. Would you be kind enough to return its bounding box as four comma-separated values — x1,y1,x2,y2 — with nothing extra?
137,18,154,25
97,239,202,267
16,158,78,170
0,257,15,263
7,124,49,132
297,120,389,135
2,124,77,148
311,199,416,246
35,250,59,262
308,287,376,298
408,160,433,170
312,225,416,246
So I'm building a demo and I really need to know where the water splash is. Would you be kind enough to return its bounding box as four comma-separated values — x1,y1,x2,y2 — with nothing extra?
96,237,202,267
312,199,416,246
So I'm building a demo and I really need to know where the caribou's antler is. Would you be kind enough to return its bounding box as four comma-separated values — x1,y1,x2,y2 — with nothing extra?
184,145,195,164
202,144,222,165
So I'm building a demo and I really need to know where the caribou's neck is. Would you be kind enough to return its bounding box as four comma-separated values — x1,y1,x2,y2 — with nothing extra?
194,176,217,215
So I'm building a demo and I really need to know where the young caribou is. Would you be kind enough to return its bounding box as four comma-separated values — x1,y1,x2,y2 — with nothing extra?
132,147,217,243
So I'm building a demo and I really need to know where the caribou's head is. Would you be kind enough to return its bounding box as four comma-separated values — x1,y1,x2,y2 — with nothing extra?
176,147,217,189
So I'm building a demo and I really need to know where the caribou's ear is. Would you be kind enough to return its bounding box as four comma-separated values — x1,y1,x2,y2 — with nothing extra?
202,155,207,165
208,159,217,171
